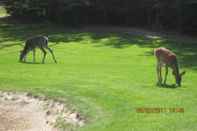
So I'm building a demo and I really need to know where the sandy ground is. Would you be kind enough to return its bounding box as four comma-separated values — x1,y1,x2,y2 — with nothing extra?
0,92,84,131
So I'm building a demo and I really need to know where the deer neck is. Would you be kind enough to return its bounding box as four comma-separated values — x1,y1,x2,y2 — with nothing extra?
172,59,180,78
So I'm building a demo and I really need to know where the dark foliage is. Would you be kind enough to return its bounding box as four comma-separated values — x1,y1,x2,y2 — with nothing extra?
5,0,197,33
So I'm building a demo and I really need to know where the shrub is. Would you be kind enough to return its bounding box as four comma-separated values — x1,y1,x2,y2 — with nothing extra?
5,0,89,25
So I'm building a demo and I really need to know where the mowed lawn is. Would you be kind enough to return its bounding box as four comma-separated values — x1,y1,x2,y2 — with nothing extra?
0,13,197,131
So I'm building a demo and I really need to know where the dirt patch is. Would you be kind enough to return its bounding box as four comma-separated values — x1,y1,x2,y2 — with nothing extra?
0,91,85,131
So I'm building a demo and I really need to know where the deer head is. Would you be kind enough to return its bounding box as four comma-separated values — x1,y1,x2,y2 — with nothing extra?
175,71,186,86
19,50,27,62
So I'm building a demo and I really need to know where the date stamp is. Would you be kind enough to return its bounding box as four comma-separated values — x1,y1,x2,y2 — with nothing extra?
136,107,184,113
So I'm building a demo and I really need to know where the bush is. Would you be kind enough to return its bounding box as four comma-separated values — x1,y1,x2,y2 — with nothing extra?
5,0,89,25
5,0,197,33
6,0,48,19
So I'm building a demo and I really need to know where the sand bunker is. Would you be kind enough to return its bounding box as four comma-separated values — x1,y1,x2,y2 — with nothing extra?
0,91,85,131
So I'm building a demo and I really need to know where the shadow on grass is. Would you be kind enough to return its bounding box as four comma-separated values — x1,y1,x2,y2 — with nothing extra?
21,61,43,65
0,43,22,49
0,16,197,69
157,84,178,89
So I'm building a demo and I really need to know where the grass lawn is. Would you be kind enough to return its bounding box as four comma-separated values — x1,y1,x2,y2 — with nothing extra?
0,7,197,131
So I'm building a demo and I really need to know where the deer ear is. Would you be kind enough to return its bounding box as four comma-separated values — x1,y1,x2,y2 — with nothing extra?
180,71,186,76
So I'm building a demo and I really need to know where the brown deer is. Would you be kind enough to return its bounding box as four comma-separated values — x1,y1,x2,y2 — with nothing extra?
19,35,57,63
154,47,185,86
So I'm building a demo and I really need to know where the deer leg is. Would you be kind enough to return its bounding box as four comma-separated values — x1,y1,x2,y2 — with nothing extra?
46,47,57,63
156,62,162,85
40,48,47,64
164,65,168,85
156,64,160,84
23,54,27,62
159,65,163,84
33,49,36,63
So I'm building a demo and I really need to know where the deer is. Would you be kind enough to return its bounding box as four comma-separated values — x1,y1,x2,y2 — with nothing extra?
154,47,185,86
19,35,57,64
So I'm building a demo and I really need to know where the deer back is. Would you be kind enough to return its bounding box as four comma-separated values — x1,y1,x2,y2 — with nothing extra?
24,36,48,51
154,47,177,67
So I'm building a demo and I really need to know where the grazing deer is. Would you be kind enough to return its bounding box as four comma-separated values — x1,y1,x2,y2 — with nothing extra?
19,35,57,63
154,47,185,86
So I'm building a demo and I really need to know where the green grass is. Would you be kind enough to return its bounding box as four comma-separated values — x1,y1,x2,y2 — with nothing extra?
0,9,197,131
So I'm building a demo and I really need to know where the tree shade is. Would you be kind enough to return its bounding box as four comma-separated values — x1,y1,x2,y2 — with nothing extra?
5,0,197,33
